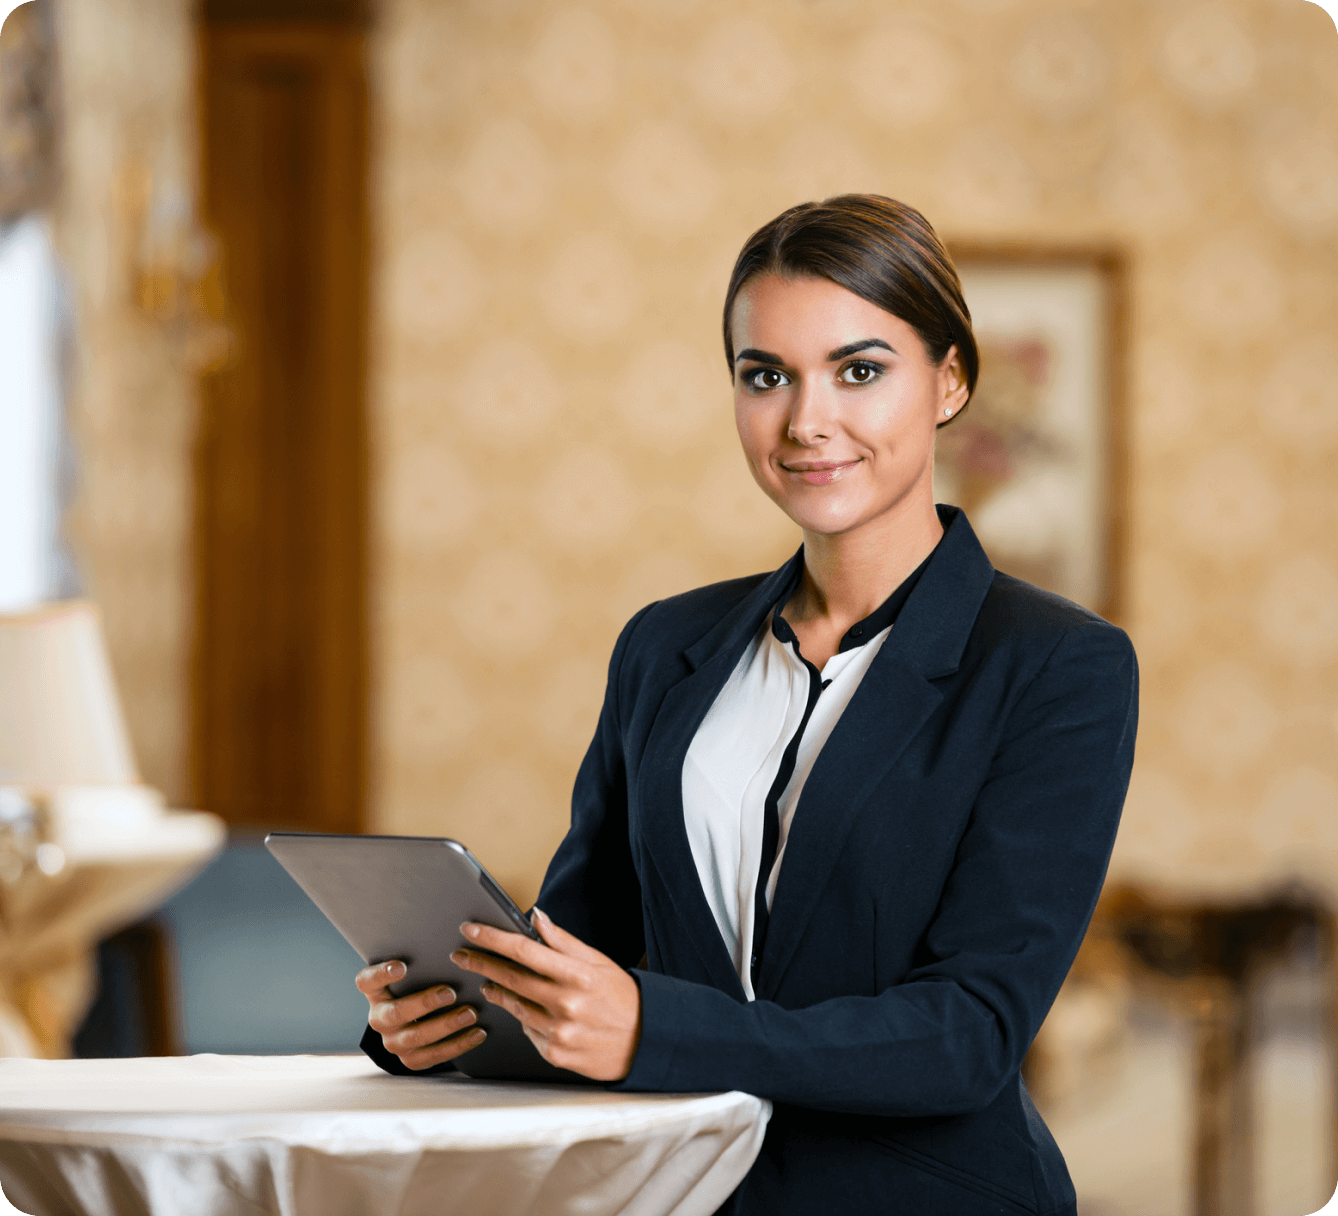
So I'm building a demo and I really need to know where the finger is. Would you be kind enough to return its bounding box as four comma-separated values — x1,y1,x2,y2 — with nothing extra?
459,923,582,984
480,981,557,1038
452,948,558,1007
355,959,406,1000
530,907,608,965
382,1003,479,1056
401,1023,489,1072
368,983,458,1033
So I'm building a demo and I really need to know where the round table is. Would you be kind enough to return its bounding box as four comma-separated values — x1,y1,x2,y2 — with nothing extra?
0,1055,771,1216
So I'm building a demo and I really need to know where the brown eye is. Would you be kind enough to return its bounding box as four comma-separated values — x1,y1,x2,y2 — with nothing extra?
838,361,881,385
747,367,789,390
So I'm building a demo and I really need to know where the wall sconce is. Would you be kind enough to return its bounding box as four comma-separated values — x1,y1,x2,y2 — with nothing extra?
114,153,234,374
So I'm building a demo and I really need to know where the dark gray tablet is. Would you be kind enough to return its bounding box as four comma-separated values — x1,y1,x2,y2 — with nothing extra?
264,831,587,1083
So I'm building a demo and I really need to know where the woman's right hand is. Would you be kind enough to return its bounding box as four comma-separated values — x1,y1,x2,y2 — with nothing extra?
355,960,487,1070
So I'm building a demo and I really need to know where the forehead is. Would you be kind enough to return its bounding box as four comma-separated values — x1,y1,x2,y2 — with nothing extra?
731,274,919,359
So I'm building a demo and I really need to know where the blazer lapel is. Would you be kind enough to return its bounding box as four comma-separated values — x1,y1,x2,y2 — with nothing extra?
755,507,998,999
635,550,805,998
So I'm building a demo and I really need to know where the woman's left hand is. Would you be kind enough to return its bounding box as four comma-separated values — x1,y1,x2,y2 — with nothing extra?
450,907,642,1082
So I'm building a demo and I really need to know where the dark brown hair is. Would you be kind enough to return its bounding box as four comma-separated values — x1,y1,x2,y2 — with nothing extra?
722,194,978,415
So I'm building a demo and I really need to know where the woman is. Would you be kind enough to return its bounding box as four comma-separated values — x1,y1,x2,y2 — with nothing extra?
357,195,1138,1216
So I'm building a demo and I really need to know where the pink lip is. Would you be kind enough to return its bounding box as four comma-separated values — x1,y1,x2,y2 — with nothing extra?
781,459,861,486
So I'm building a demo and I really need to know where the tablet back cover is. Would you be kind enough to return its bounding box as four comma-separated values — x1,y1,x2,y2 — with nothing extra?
265,831,585,1083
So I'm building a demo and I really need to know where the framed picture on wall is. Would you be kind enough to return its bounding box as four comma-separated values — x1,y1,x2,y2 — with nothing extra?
940,245,1129,624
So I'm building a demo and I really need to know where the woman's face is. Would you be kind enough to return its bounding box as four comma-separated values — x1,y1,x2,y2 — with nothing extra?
730,273,967,540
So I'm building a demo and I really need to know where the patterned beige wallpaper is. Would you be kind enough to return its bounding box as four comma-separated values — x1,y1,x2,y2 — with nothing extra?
368,0,1338,908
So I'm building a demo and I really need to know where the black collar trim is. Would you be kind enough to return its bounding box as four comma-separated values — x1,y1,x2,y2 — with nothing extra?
769,541,939,657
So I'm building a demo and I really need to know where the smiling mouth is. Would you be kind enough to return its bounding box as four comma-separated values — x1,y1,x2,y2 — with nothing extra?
780,458,861,486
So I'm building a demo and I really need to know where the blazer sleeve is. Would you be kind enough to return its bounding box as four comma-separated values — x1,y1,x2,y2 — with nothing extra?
615,619,1138,1118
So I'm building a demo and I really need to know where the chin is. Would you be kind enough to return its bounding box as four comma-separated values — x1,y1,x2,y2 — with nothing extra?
774,495,876,538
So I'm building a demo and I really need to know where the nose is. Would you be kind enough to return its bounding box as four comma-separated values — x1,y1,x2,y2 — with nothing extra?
786,378,834,446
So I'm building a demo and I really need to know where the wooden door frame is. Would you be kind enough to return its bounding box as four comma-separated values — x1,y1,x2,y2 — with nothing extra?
192,20,369,833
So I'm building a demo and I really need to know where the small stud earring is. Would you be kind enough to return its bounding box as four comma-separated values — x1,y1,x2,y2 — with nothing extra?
943,407,952,417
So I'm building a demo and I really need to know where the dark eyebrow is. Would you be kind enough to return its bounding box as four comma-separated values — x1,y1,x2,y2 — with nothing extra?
827,338,895,361
734,338,897,368
734,347,785,367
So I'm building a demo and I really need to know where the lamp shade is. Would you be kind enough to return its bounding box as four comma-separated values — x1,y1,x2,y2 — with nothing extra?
0,601,138,786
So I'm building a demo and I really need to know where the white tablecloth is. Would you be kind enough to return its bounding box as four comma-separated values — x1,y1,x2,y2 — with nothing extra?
0,1054,771,1216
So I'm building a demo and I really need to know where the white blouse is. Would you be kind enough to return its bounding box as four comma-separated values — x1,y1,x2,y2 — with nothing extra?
681,611,893,1000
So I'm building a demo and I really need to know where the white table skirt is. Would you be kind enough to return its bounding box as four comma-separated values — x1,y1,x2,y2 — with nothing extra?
0,1054,771,1216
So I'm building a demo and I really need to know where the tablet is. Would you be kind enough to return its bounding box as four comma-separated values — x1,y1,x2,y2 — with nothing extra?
264,831,588,1083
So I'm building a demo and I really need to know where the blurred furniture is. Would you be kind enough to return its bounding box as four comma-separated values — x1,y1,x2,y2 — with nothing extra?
0,602,225,1058
71,919,180,1059
0,1054,770,1216
1100,884,1335,1216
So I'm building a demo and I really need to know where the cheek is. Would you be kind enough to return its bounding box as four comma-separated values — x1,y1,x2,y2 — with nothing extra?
889,377,942,437
846,395,926,457
733,399,775,464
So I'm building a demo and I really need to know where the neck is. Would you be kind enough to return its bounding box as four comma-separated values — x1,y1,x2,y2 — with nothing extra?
788,490,943,628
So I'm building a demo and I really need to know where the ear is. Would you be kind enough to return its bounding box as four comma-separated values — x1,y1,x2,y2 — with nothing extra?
936,345,970,424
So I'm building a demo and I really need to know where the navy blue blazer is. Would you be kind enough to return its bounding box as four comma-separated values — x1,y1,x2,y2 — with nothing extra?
364,506,1137,1215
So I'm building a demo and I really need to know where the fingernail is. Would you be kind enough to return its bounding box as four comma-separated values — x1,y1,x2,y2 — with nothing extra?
384,961,405,978
459,1007,477,1025
532,906,549,925
468,1028,486,1044
451,950,469,967
462,923,480,940
480,982,495,998
434,986,455,1006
